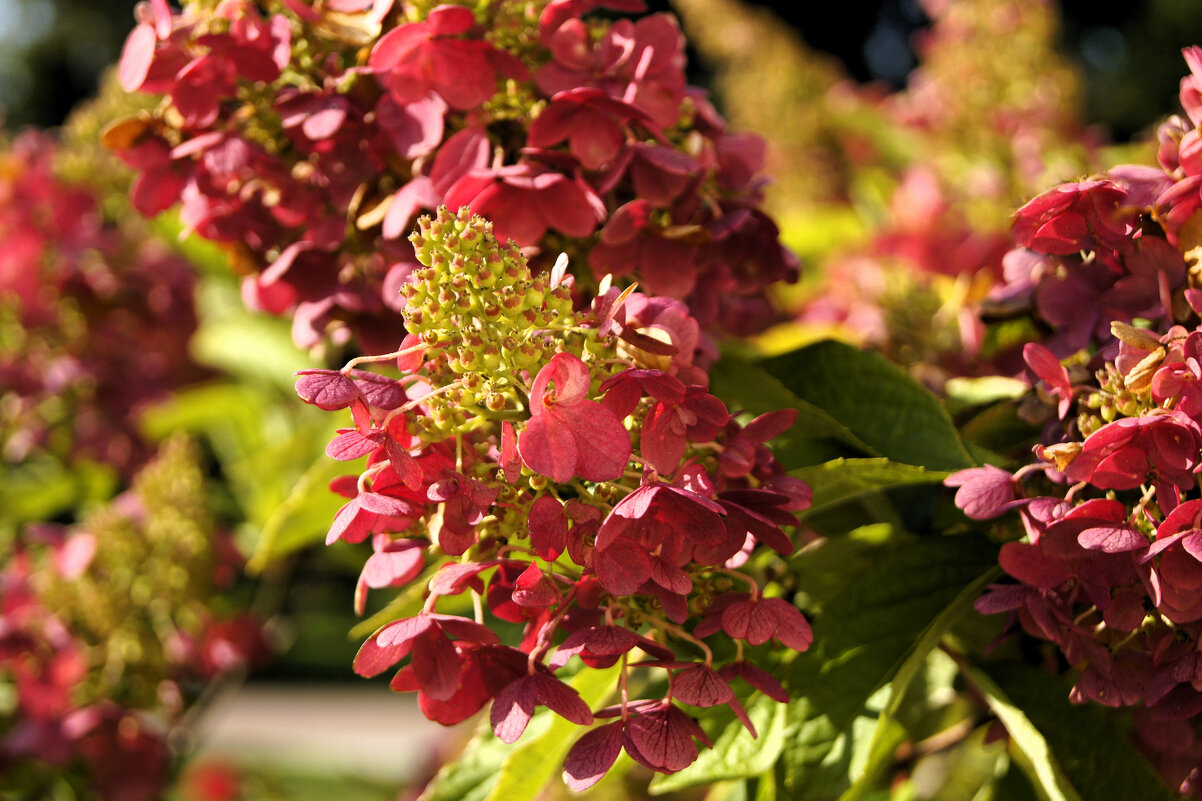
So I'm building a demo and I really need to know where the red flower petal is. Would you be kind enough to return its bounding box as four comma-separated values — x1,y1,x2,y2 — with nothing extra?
563,722,624,791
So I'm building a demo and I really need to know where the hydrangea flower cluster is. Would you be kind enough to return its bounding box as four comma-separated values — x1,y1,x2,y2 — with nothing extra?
0,132,204,474
0,438,268,801
295,207,812,787
111,0,796,354
983,47,1202,361
947,47,1202,797
782,0,1093,387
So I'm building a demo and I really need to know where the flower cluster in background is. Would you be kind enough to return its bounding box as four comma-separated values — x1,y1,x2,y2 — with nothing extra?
0,131,204,475
948,47,1202,797
295,207,811,786
0,437,268,801
109,0,796,358
675,0,1099,389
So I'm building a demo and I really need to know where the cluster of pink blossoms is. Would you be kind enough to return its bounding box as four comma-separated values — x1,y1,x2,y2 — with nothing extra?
983,48,1202,360
0,132,204,473
948,48,1202,797
113,0,796,354
1,439,268,801
295,207,812,787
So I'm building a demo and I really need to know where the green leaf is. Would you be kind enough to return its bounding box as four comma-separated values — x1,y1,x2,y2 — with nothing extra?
985,665,1178,801
837,563,1001,800
791,458,951,518
962,666,1083,801
248,452,350,573
0,457,118,531
709,353,874,468
192,278,314,391
648,694,789,793
779,535,999,798
484,664,621,801
761,341,975,471
417,718,511,801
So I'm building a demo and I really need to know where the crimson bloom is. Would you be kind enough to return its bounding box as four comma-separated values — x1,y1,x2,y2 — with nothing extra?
369,5,501,110
593,482,726,595
490,672,594,743
1064,411,1201,504
518,353,631,483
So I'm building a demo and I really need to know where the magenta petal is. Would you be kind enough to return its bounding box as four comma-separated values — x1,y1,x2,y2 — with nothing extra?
719,661,788,703
413,629,461,702
360,544,424,589
641,404,686,474
435,614,502,645
672,665,732,707
998,542,1071,588
594,539,651,594
722,601,774,646
375,615,437,648
326,498,371,545
650,558,692,595
519,412,579,483
626,706,700,773
532,674,593,724
565,408,631,481
491,677,538,743
295,369,362,410
326,429,381,461
118,23,157,92
529,494,569,560
944,466,1017,520
353,635,410,678
762,598,813,651
563,722,624,791
1077,524,1148,553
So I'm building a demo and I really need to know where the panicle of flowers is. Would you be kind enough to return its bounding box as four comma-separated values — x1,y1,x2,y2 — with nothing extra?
945,51,1202,795
0,437,269,801
0,131,205,475
982,45,1202,363
773,0,1094,388
109,0,797,355
294,207,812,787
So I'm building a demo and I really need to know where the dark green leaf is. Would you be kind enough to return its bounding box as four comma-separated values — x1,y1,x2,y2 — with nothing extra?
963,666,1083,801
791,459,950,519
761,341,975,471
779,535,999,798
838,562,1001,800
985,664,1178,801
709,353,873,468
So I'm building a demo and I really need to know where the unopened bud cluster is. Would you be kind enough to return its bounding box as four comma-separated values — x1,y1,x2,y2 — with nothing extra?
403,207,572,386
